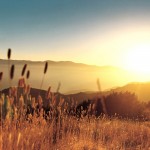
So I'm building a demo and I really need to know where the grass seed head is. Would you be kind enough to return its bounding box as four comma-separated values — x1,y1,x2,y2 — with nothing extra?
44,61,48,74
10,64,15,80
21,64,27,76
0,72,3,81
7,48,11,59
26,70,30,79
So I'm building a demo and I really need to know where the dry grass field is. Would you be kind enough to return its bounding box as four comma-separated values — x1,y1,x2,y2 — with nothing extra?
1,109,150,150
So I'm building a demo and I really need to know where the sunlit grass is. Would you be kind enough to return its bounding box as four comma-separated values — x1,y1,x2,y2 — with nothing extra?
1,114,150,150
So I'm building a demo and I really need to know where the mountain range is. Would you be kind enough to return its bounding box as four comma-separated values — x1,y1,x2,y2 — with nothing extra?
0,59,150,101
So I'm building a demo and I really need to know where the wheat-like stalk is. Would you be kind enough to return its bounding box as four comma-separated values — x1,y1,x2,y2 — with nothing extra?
10,65,15,80
7,49,11,60
26,70,30,86
0,72,3,82
56,82,61,93
0,72,3,150
9,64,15,95
7,49,11,87
97,78,108,116
26,70,30,79
40,61,48,90
44,62,48,74
46,86,51,99
21,64,27,76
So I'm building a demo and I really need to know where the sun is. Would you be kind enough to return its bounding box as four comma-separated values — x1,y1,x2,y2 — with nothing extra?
124,43,150,75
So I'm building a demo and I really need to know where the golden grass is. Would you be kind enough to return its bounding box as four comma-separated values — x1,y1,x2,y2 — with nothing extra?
1,114,150,150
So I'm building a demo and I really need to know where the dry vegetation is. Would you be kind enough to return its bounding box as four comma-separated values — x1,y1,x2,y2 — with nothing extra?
0,49,150,150
1,114,150,150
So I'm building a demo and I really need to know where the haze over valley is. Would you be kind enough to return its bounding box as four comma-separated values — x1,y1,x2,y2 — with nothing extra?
1,59,150,101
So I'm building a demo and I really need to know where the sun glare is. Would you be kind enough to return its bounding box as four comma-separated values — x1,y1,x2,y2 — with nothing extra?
124,43,150,75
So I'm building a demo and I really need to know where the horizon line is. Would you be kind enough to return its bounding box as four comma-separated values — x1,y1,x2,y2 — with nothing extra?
0,58,121,69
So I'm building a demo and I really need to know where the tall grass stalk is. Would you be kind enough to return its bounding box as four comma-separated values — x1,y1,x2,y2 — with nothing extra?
0,72,3,82
97,78,108,116
56,82,61,93
10,65,15,86
40,62,48,90
26,70,30,85
0,72,3,150
21,64,27,77
7,49,11,88
0,72,3,89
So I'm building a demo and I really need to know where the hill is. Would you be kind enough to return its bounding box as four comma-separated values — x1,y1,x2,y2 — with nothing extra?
66,82,150,102
2,82,150,102
109,82,150,101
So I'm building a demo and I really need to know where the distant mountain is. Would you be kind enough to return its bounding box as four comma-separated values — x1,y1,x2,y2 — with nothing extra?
1,59,150,96
0,59,118,69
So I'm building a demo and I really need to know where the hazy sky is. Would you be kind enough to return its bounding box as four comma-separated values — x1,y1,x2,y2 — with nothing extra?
1,0,150,69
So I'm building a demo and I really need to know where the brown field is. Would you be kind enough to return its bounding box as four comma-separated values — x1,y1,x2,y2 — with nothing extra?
1,109,150,150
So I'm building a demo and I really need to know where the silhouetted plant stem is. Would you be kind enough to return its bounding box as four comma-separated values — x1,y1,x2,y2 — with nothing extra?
40,75,45,90
0,72,3,89
56,82,61,93
10,64,15,87
21,64,27,77
0,72,3,97
0,72,3,82
97,78,108,116
0,72,3,126
26,70,30,85
40,62,48,90
7,49,11,88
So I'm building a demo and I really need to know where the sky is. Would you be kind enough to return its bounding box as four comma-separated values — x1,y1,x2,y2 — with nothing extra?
1,0,150,70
